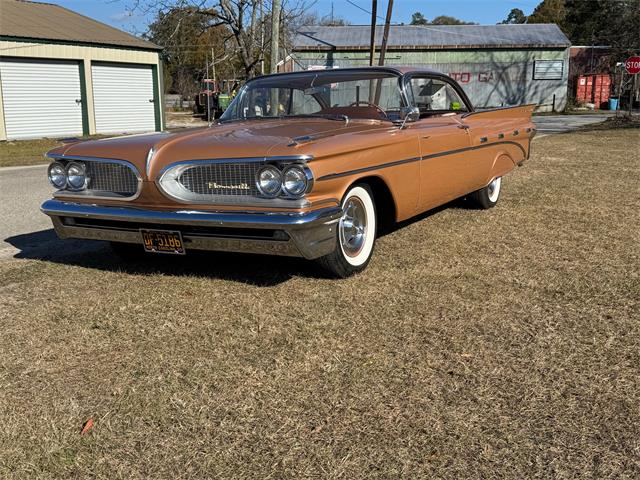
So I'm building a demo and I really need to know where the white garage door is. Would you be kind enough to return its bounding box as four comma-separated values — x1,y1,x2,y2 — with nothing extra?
92,63,157,134
0,59,84,140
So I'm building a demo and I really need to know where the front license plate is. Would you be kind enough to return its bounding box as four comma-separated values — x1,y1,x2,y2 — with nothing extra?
140,229,185,255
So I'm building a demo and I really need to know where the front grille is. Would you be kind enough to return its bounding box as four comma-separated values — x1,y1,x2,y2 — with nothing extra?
85,162,139,196
178,162,261,197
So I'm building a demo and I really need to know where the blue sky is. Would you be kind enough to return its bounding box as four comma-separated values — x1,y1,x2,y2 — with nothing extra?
51,0,541,35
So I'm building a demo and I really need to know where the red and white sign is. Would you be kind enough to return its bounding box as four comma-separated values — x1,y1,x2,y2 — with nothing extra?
625,56,640,75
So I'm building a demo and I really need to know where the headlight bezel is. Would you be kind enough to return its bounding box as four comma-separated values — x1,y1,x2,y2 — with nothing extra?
47,161,67,190
282,165,313,198
65,161,88,191
255,165,283,198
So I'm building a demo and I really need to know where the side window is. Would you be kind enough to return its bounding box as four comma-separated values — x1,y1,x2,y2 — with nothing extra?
408,77,468,114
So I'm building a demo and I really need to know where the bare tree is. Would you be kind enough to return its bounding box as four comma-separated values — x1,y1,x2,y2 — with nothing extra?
133,0,312,78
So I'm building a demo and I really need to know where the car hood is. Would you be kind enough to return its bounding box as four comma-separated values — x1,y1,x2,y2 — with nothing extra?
52,119,390,180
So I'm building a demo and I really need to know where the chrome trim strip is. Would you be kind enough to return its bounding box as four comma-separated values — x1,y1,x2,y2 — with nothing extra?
156,155,314,173
316,140,530,181
46,153,143,202
145,147,155,178
41,199,341,229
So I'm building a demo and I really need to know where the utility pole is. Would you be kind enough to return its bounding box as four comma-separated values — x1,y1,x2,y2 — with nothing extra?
378,0,393,66
206,55,211,124
368,0,377,66
270,0,281,74
374,0,393,104
260,0,265,75
269,0,281,116
211,48,216,82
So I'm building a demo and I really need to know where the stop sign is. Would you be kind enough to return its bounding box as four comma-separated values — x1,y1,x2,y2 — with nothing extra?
625,56,640,74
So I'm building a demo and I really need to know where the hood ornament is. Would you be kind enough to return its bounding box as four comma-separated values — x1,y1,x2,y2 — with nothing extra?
145,147,155,178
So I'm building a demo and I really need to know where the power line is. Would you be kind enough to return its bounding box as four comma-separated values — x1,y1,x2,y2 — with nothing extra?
345,0,386,22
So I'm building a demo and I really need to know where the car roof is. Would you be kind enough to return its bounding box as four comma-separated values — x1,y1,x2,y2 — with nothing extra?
256,65,446,80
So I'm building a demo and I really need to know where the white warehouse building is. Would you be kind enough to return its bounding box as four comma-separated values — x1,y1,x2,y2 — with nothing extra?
0,0,164,141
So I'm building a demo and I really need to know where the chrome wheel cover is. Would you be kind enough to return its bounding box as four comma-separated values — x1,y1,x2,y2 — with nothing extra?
487,177,501,203
340,197,367,257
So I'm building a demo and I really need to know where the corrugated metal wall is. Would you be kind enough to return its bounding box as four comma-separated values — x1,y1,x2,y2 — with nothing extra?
291,49,569,111
0,39,163,140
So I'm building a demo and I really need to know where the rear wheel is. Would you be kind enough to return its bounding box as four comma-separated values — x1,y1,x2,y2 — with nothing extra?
468,176,502,209
317,184,377,278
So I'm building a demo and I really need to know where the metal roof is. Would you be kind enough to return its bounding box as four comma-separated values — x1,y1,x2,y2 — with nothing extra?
0,0,161,50
294,24,571,50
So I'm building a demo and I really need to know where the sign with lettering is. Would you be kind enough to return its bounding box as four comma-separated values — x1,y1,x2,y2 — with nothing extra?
625,56,640,75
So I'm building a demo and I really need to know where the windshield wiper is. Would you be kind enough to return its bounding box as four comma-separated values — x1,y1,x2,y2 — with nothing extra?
283,113,349,124
218,116,286,124
218,113,351,125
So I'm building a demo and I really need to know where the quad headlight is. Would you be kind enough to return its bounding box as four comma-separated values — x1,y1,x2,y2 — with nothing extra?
256,165,282,197
255,164,312,199
66,162,87,190
48,161,88,190
47,162,67,189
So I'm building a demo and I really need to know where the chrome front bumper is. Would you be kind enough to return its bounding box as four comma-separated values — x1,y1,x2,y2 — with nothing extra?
41,199,342,259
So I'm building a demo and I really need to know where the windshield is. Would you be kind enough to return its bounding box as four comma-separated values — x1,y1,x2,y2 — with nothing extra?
219,69,404,123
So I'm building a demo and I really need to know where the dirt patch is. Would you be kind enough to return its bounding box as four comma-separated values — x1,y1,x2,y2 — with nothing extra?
1,130,639,478
165,111,209,130
582,114,640,131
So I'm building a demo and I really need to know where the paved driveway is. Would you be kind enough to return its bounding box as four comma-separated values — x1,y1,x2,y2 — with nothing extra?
0,164,99,260
532,113,613,135
0,113,613,260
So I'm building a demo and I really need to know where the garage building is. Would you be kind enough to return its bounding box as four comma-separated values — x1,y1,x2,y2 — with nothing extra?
0,0,163,141
286,24,571,111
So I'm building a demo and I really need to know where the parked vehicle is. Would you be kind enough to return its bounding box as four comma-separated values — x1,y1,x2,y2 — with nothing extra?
193,79,240,119
42,67,535,277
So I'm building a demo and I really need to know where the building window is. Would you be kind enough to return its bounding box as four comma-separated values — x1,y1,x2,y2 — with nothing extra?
534,60,564,80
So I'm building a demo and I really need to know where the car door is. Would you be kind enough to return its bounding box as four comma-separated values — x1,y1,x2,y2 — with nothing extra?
405,75,483,211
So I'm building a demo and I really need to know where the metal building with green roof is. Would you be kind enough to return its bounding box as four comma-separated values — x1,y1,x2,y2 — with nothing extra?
286,24,571,112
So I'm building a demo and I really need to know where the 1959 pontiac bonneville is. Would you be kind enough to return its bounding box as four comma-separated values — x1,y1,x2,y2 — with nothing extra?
42,67,535,277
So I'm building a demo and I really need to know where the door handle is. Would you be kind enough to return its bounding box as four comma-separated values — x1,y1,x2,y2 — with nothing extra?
75,99,82,104
149,99,155,103
457,124,470,130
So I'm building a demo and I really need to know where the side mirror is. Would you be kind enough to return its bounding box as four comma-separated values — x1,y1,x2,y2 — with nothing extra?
398,106,420,128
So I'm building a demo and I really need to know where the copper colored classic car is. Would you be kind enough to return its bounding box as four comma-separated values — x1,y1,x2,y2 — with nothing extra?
42,67,535,277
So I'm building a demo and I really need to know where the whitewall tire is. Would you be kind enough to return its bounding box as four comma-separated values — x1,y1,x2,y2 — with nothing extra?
469,176,502,209
317,184,377,277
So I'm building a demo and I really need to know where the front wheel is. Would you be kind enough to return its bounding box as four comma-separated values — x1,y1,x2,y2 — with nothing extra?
468,176,502,209
317,184,377,278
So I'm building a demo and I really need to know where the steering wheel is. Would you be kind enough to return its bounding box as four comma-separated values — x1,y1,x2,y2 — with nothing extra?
348,100,389,119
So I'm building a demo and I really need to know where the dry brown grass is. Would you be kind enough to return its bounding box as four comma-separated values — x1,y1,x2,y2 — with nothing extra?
0,138,64,167
0,136,105,168
1,129,639,478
